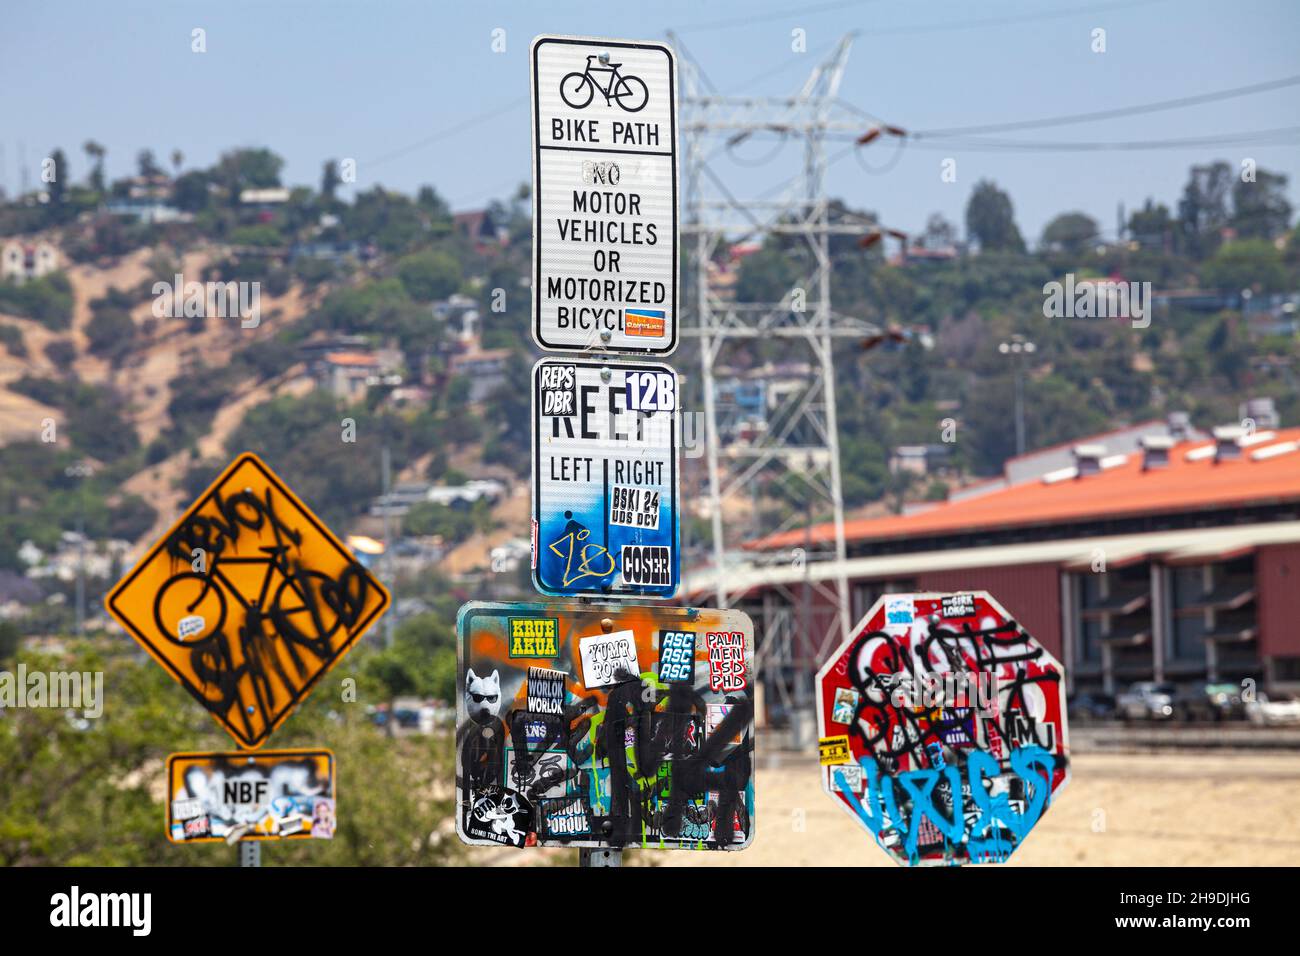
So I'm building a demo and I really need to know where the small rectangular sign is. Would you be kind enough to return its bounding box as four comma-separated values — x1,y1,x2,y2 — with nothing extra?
166,749,335,843
456,601,756,852
532,358,679,598
819,735,851,766
531,35,678,355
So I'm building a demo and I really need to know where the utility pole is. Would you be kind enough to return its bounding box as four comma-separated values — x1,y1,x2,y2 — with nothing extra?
998,335,1036,457
675,34,882,746
368,373,402,649
65,461,94,636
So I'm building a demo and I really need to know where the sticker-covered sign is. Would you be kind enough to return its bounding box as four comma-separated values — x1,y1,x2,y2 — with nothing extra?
816,591,1070,867
456,601,755,851
531,34,678,355
105,453,389,749
166,749,336,843
532,358,679,598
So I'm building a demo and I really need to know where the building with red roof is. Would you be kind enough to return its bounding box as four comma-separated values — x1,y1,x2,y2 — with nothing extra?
687,424,1300,696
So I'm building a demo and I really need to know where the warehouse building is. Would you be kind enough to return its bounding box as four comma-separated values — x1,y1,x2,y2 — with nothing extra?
692,424,1300,696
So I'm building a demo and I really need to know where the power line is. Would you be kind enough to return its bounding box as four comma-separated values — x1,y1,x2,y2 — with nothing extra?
916,73,1300,138
362,100,523,170
672,0,883,34
672,0,1167,36
865,0,1170,37
895,125,1300,152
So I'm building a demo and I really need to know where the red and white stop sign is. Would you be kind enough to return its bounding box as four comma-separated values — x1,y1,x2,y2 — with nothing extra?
815,592,1069,866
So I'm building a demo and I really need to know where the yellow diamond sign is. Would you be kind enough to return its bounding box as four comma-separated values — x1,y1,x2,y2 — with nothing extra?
106,453,389,749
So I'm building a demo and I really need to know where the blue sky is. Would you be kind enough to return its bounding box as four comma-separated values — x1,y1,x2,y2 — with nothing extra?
4,0,1298,241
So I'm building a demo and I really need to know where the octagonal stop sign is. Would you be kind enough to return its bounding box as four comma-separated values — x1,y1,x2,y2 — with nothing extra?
816,592,1069,866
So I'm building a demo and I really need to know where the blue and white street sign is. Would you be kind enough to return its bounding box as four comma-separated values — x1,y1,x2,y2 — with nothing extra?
531,358,679,598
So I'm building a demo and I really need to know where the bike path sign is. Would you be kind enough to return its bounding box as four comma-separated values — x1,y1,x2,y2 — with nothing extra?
105,452,389,749
531,34,678,356
532,358,679,599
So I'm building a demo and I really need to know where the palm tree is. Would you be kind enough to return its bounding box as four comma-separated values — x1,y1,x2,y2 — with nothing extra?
171,149,183,176
82,140,105,193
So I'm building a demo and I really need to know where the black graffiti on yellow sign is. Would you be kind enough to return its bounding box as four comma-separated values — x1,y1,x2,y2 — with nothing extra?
106,453,389,749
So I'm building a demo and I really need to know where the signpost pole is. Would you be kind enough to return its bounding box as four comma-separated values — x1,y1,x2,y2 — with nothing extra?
579,847,622,867
239,842,261,867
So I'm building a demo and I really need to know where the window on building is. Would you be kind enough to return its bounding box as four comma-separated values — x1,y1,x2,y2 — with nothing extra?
1169,555,1258,681
1073,562,1153,678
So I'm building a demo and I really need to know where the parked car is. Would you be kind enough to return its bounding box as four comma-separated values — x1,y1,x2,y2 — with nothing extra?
1174,682,1247,722
1068,691,1116,721
1245,693,1300,726
1115,682,1176,721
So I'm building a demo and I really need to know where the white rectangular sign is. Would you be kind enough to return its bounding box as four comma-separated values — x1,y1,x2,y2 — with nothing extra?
531,35,678,355
532,358,680,599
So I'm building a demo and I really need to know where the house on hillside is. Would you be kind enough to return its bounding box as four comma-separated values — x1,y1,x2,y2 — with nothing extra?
453,209,508,252
1,239,59,283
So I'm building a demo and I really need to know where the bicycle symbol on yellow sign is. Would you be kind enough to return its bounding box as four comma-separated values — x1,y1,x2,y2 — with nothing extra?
105,452,389,749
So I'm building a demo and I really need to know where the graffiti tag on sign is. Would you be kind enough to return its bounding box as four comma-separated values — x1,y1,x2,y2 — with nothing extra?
105,453,389,749
532,358,680,599
815,591,1070,867
166,749,335,843
456,601,756,851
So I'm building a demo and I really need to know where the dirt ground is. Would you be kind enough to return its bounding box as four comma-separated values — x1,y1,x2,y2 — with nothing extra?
466,749,1300,867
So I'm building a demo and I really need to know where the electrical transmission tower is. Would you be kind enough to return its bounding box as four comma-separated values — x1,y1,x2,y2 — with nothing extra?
674,34,883,746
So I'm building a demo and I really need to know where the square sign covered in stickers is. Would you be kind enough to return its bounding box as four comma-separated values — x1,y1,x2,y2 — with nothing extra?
456,601,755,852
532,358,679,599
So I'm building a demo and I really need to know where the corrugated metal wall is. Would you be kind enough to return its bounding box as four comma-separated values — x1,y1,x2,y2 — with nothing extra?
1257,543,1300,657
915,563,1064,660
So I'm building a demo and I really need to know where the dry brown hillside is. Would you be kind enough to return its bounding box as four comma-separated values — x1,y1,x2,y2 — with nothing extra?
0,243,325,555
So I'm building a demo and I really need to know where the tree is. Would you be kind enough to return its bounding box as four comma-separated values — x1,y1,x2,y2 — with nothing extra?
965,180,1025,253
1041,211,1099,255
170,149,184,176
1127,198,1174,251
920,212,957,250
214,148,284,203
1231,168,1292,240
396,249,461,301
85,307,137,365
82,140,105,193
171,170,211,212
47,149,68,205
321,159,341,201
136,149,162,178
1200,239,1288,293
1177,161,1231,257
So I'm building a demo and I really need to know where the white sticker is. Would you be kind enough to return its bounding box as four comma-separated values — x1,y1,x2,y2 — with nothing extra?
178,614,206,640
578,630,640,688
885,596,914,627
609,484,660,530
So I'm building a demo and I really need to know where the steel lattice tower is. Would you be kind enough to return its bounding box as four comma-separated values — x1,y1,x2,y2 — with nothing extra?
674,34,881,745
